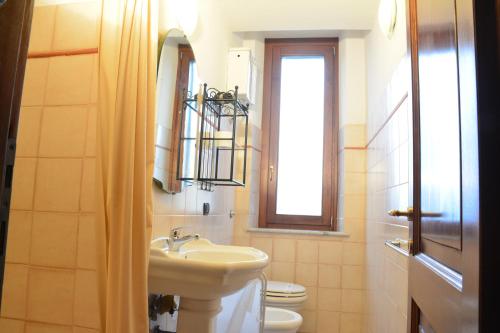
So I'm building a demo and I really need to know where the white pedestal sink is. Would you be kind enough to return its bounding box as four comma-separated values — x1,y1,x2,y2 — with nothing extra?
148,238,269,333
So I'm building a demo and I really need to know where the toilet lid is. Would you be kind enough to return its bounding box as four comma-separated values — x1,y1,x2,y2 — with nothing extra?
266,281,306,298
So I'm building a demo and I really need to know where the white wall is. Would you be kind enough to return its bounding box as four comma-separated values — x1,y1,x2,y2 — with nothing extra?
217,0,378,32
339,35,367,127
159,0,235,88
365,0,407,138
237,33,368,131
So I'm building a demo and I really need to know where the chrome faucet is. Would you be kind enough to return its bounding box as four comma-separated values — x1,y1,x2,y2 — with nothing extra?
166,227,200,252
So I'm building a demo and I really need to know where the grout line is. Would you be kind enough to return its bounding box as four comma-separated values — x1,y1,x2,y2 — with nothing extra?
247,145,262,153
48,5,58,52
341,146,366,151
72,104,90,325
365,93,408,148
20,47,54,328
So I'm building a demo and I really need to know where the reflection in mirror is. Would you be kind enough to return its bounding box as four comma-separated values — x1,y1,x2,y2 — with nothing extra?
154,29,200,193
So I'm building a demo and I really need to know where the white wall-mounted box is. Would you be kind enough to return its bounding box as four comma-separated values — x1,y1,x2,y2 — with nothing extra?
227,48,257,105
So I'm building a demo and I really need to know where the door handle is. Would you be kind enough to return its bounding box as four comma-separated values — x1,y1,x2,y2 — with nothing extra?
269,165,274,182
388,207,414,221
388,207,443,221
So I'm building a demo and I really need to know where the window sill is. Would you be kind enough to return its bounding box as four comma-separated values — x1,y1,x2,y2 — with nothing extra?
247,227,349,238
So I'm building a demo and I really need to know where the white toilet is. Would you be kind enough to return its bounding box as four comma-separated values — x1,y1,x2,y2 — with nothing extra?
264,307,303,333
263,281,307,333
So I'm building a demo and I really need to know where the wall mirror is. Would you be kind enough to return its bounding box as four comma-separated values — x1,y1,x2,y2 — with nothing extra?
154,28,200,193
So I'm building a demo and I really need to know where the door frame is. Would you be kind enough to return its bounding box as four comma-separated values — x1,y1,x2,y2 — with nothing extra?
473,0,500,331
406,0,500,331
0,0,34,305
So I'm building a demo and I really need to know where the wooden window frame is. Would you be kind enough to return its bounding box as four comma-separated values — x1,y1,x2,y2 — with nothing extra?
259,38,339,231
169,44,195,193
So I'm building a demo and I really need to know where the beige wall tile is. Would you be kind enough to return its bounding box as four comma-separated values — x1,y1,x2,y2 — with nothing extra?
28,6,56,53
232,236,251,246
152,186,185,215
303,287,317,310
90,58,98,104
271,261,295,282
341,289,366,313
299,309,316,333
45,54,94,105
16,107,42,157
343,195,366,219
73,328,99,333
85,106,97,156
39,106,88,157
26,322,72,333
151,215,174,239
343,220,366,243
250,237,273,260
6,210,32,264
388,311,407,333
0,264,28,319
80,158,96,212
273,238,296,262
317,310,340,333
317,288,341,311
343,173,366,195
263,261,272,277
77,214,97,269
340,313,362,333
0,318,25,333
297,240,318,263
21,59,49,106
34,158,82,212
10,157,37,210
318,241,343,265
341,266,365,290
318,264,341,288
74,270,100,329
30,212,78,268
344,150,366,173
296,263,318,287
52,1,99,50
343,124,366,148
27,268,74,325
342,243,366,265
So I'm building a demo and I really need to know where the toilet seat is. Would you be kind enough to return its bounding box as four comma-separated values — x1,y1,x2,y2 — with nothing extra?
265,281,307,312
266,281,306,298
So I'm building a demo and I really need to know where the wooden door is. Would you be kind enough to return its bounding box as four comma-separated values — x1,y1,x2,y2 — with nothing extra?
407,0,481,331
0,0,34,304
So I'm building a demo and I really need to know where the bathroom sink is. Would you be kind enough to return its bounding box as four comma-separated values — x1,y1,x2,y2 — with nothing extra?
148,238,269,300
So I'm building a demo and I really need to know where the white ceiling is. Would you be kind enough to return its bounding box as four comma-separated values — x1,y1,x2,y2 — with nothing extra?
216,0,379,32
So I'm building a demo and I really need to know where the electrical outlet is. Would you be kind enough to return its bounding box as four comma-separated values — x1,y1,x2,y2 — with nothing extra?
203,203,210,216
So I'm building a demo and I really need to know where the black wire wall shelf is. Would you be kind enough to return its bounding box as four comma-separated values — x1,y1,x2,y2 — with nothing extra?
176,84,249,191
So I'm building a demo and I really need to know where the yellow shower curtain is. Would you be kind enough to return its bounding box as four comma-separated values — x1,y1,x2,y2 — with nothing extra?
96,0,158,332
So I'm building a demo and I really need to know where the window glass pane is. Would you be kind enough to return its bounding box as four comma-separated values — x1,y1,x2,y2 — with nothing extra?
276,56,325,216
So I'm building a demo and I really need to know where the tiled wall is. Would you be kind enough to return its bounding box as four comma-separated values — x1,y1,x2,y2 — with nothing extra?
363,0,409,331
1,1,100,332
233,124,368,333
365,60,411,333
151,184,235,245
